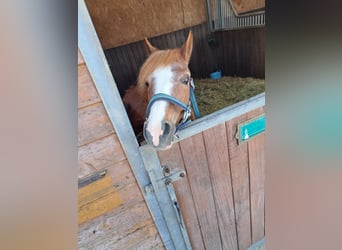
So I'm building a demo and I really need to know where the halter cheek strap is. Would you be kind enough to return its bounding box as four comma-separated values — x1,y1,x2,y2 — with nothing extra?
145,78,201,131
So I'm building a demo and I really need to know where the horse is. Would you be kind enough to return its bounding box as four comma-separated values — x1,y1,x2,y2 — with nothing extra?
123,31,196,150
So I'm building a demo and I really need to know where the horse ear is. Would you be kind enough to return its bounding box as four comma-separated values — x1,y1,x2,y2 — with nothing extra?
180,31,193,64
144,38,158,55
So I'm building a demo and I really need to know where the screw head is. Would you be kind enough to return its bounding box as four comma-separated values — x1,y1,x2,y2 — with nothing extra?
179,172,185,178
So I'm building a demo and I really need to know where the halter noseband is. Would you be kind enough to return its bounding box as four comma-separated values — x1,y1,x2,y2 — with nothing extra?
145,78,201,131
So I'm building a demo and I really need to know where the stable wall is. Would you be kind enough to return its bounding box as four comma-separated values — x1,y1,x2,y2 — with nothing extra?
104,24,265,96
84,0,265,50
77,49,164,249
85,0,207,49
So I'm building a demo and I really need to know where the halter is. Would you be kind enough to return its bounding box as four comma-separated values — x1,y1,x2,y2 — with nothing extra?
145,78,201,131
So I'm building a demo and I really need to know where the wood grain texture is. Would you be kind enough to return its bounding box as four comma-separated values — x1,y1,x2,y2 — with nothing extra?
78,174,122,224
78,102,115,146
78,47,161,249
78,134,126,179
78,64,101,109
226,113,252,250
105,160,136,191
85,0,207,48
179,133,222,250
202,123,238,250
231,0,265,14
78,201,162,249
247,107,265,243
158,143,206,250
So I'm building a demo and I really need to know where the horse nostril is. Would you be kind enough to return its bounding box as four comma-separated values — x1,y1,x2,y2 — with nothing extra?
162,121,171,136
143,120,176,149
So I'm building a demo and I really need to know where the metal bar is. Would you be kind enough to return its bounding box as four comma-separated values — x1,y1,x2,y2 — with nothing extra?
166,184,192,249
78,169,107,188
78,1,186,249
140,145,192,250
174,92,265,142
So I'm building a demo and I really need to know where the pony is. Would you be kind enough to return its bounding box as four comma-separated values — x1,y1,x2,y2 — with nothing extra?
123,31,195,150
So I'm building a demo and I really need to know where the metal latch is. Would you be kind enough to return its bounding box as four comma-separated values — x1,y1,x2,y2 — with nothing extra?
145,165,186,194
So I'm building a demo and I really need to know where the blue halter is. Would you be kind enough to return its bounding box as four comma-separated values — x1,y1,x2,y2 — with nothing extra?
145,78,201,131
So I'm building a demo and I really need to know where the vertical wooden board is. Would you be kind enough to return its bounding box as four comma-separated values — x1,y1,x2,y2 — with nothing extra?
121,45,137,85
125,43,139,76
78,102,115,146
179,133,222,250
257,28,265,78
247,107,265,243
110,47,129,93
107,48,126,95
202,123,238,250
169,32,178,49
130,41,144,68
226,113,252,250
158,143,206,250
78,64,101,109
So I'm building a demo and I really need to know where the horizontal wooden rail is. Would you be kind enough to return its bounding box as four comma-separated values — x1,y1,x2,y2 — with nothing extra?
175,92,265,142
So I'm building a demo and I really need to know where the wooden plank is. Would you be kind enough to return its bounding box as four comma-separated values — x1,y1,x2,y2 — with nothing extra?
121,45,137,85
85,0,207,49
78,102,115,146
78,201,160,249
226,113,252,250
108,222,164,250
179,133,222,249
78,64,101,109
78,134,126,178
202,123,239,250
230,0,265,15
247,107,265,243
78,173,122,224
105,160,136,190
158,143,206,250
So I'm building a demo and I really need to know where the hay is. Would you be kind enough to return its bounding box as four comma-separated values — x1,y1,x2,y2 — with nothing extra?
193,76,265,116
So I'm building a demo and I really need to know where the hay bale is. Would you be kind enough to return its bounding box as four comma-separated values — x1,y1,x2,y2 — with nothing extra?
194,76,265,116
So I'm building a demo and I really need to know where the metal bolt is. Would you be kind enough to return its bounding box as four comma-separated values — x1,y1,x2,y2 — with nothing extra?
164,167,170,174
179,172,185,178
165,179,172,186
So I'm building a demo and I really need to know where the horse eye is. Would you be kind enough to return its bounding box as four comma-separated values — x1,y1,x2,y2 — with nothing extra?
145,82,149,87
181,77,189,85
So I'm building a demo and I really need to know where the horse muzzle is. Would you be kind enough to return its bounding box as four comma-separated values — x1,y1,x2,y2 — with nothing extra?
143,120,176,150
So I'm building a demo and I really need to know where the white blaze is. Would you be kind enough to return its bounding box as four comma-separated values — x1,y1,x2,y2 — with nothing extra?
146,66,173,146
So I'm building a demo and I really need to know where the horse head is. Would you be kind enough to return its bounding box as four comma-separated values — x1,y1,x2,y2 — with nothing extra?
139,31,193,150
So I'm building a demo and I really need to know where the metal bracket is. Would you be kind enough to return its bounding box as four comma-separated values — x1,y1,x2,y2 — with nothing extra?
145,165,186,194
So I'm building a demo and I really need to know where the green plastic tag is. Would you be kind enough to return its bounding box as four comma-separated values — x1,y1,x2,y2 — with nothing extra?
236,114,265,144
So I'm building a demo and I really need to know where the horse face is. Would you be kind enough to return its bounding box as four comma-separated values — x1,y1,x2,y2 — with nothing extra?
142,31,193,150
144,64,191,149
